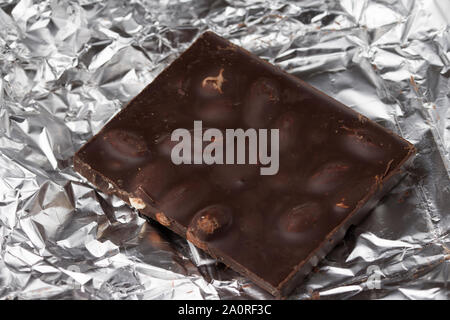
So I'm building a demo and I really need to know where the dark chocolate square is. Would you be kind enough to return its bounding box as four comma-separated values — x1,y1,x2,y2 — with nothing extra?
74,32,415,297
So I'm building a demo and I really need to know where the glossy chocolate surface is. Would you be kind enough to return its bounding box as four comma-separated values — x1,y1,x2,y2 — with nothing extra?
74,32,415,296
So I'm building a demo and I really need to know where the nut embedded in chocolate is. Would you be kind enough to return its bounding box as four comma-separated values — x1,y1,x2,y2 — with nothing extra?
243,77,280,128
201,68,225,94
266,169,297,192
194,97,237,127
129,160,176,198
187,204,233,249
307,162,350,194
193,67,228,98
273,111,301,153
340,128,386,162
159,178,210,224
129,197,146,210
100,129,151,171
104,129,149,159
157,128,222,166
278,202,322,239
155,212,171,227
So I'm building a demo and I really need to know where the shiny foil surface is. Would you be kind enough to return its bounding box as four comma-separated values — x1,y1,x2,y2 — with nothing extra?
0,0,448,300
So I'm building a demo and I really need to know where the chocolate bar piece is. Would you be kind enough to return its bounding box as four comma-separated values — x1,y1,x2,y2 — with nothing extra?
74,32,415,297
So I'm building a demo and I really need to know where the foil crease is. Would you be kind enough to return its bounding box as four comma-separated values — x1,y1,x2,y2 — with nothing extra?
0,0,448,300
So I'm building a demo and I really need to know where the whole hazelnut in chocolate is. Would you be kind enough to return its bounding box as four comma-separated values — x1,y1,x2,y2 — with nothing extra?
156,129,223,168
273,111,300,153
307,162,350,194
104,129,149,159
243,77,280,128
129,160,176,199
101,129,151,171
341,129,386,162
266,169,295,192
193,97,237,127
278,202,322,242
159,178,210,224
187,204,234,250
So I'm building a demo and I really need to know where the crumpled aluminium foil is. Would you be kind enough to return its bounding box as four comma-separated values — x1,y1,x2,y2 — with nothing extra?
0,0,448,300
